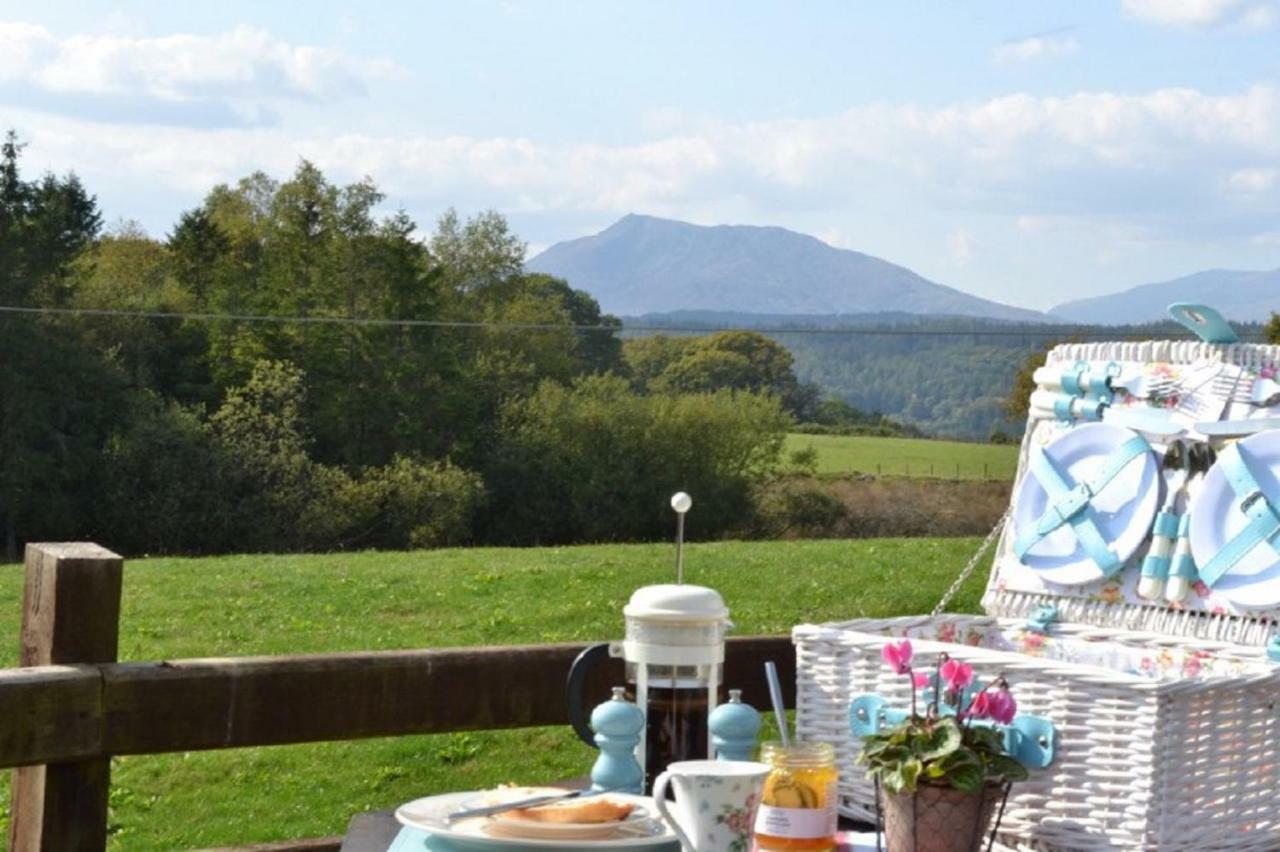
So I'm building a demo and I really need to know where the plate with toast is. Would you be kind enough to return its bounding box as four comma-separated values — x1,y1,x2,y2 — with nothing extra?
395,787,678,848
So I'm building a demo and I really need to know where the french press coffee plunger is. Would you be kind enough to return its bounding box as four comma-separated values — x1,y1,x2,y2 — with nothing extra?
566,493,731,792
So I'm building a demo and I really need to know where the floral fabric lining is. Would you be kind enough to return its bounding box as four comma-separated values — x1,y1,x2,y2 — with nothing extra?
885,622,1261,682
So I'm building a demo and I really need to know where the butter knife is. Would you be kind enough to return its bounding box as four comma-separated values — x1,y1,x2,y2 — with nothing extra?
1194,418,1280,438
1101,407,1185,437
447,787,612,823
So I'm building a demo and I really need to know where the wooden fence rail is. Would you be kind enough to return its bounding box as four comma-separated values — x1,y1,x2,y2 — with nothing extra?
4,544,797,851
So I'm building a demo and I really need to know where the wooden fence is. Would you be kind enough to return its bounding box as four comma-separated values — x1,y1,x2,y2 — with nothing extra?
3,543,797,851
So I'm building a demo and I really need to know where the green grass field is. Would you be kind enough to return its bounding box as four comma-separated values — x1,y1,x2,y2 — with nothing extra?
0,539,988,849
785,433,1019,480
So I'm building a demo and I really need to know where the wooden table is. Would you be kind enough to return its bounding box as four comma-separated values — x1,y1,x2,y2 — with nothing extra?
340,810,400,852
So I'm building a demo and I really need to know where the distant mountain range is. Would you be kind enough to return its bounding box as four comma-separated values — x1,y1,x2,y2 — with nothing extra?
526,214,1046,322
1051,268,1280,324
527,213,1278,326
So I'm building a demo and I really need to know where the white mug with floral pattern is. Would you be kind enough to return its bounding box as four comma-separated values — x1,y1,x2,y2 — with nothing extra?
652,759,769,852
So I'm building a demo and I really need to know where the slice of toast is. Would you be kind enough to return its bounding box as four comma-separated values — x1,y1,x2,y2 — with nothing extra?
500,798,634,824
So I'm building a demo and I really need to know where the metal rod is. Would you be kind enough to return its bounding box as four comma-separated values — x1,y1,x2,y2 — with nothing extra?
764,661,790,747
874,776,883,852
675,513,685,584
985,781,1013,852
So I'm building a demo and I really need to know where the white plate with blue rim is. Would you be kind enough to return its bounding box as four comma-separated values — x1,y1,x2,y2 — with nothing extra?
1012,422,1162,585
1189,429,1280,610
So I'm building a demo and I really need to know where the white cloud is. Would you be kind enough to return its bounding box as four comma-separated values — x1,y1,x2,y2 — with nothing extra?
8,84,1280,256
1122,0,1277,29
993,34,1080,64
1013,214,1162,267
0,21,401,111
1252,230,1280,245
1226,166,1278,192
946,228,975,265
1016,215,1047,233
1240,4,1280,26
815,227,854,249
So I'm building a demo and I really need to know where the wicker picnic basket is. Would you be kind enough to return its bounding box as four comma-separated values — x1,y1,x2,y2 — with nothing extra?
794,337,1280,851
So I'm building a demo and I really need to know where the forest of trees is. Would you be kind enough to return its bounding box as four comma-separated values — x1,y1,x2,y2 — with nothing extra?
10,133,1266,559
636,313,1278,439
0,133,826,559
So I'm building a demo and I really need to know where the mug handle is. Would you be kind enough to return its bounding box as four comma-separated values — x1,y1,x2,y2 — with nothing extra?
565,642,612,747
651,770,694,852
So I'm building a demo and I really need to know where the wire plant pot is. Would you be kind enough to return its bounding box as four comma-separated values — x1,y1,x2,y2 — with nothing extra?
874,777,1013,852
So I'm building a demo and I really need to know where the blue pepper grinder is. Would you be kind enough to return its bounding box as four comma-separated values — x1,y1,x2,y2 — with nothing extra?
589,687,644,794
708,689,762,761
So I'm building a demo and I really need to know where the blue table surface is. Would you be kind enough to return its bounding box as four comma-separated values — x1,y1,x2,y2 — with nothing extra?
386,825,881,851
387,826,680,851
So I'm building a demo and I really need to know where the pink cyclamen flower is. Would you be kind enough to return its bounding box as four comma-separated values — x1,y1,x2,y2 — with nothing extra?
940,658,974,692
968,690,993,719
912,672,930,689
987,688,1017,725
881,640,913,674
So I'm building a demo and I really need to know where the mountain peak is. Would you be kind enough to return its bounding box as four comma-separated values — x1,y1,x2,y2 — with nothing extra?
527,215,1044,321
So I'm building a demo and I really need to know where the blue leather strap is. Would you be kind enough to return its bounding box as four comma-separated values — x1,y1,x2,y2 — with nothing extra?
1050,395,1105,422
1140,510,1178,581
1061,361,1088,397
1053,395,1075,421
1170,513,1197,582
1085,362,1119,402
1141,554,1170,579
1153,511,1180,538
1014,435,1152,577
1079,399,1106,421
1198,444,1280,588
1060,361,1116,400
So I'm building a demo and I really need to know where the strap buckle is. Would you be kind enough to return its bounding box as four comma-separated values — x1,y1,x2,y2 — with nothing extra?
1051,484,1093,525
1240,490,1280,538
1241,490,1270,516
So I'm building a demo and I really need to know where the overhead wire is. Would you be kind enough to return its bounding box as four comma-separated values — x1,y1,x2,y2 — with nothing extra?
0,304,1263,341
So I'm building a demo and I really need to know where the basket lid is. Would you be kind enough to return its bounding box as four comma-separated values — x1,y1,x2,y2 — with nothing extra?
983,338,1280,646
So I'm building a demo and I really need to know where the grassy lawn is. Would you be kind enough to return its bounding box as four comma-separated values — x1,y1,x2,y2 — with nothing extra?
786,433,1018,480
0,538,988,849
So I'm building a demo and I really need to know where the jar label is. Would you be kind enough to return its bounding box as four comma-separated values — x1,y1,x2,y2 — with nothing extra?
754,782,838,839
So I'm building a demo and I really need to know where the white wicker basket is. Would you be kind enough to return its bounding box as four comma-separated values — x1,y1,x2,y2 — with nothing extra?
794,339,1280,851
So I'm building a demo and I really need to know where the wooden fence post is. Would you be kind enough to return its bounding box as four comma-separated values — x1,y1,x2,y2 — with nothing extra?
10,543,122,852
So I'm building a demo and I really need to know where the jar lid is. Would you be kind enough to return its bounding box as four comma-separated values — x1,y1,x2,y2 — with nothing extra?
623,584,729,622
760,740,835,767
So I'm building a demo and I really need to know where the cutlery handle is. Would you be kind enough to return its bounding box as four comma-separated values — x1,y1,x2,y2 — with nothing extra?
1138,536,1173,600
1165,523,1197,603
1033,366,1063,391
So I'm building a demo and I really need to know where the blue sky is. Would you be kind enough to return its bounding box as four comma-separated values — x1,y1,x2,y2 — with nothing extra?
2,1,1279,311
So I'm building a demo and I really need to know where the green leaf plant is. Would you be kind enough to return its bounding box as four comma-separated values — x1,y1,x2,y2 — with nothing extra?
858,640,1030,794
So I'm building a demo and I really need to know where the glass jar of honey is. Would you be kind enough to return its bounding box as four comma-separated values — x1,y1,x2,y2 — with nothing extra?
753,740,839,851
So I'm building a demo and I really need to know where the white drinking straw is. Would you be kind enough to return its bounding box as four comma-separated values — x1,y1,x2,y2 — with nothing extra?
765,661,790,747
